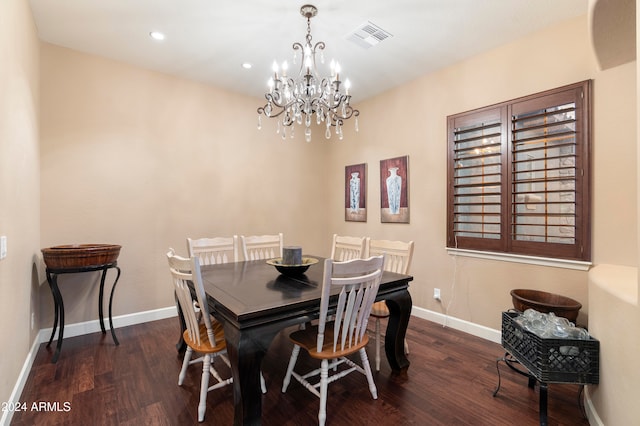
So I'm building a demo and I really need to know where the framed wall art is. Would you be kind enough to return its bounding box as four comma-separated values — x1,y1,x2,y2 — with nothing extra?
345,163,366,222
380,156,409,223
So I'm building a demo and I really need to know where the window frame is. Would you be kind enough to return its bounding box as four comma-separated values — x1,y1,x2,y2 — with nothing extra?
447,80,592,262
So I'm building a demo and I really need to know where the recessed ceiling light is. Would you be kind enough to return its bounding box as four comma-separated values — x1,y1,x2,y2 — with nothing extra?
242,62,253,69
149,31,166,41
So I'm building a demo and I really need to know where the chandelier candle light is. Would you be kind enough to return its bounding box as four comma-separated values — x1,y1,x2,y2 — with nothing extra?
257,4,359,142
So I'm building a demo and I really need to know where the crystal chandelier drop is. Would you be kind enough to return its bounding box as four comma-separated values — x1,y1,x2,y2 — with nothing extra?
257,4,359,142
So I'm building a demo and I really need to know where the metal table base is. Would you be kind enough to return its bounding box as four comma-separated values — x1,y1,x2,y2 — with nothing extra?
45,262,121,363
493,352,585,426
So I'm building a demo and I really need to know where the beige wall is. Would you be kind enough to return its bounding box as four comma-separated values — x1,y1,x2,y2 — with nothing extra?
591,60,638,266
328,14,634,329
39,44,332,324
0,0,40,411
588,265,639,425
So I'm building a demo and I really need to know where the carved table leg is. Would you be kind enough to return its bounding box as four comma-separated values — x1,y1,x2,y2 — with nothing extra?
383,288,412,371
223,322,280,426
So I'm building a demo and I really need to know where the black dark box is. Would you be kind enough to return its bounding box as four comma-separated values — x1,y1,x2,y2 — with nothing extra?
501,311,599,384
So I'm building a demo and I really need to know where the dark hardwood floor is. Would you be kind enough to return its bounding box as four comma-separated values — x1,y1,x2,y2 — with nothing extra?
12,315,589,425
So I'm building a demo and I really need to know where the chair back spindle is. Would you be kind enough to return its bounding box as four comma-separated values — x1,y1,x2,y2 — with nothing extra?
365,239,414,274
187,236,239,265
241,233,283,261
317,256,384,353
330,234,366,262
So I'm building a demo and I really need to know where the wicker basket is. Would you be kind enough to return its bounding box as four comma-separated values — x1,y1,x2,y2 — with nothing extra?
501,311,599,384
42,244,121,269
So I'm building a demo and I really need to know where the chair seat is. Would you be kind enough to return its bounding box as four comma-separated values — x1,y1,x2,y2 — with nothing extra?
370,301,389,318
183,322,227,354
289,323,369,360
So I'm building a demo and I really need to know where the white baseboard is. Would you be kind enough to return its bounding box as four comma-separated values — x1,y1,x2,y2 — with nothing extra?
37,305,178,343
1,306,178,426
0,333,42,426
411,306,502,344
584,385,604,426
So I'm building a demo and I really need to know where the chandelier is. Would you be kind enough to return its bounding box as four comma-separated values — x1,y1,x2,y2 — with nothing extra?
257,4,359,142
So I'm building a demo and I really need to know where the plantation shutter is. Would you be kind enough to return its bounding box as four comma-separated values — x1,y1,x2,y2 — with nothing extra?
448,107,507,251
509,84,589,259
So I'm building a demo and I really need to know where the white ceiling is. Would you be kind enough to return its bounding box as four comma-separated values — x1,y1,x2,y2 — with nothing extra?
28,0,588,103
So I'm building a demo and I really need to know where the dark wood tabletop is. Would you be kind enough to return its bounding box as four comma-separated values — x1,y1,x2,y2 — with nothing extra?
187,256,413,426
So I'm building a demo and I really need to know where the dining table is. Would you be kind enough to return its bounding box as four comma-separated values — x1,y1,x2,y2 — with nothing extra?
178,255,413,426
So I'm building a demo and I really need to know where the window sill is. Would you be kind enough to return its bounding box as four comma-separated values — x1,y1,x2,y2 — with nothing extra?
446,248,592,271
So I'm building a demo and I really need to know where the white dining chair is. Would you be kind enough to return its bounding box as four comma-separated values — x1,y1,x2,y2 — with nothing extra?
167,249,266,422
329,234,366,261
240,233,283,261
187,236,239,265
365,238,414,371
167,250,233,422
282,256,384,426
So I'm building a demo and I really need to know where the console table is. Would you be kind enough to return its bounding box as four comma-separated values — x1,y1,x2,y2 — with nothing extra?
45,262,121,363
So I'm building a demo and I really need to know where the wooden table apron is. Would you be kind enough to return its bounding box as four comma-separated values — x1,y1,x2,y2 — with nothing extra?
179,256,413,426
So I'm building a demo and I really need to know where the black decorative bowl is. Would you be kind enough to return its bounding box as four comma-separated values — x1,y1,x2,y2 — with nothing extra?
266,256,319,276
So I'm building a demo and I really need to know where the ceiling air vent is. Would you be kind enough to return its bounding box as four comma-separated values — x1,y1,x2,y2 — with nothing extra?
346,21,392,49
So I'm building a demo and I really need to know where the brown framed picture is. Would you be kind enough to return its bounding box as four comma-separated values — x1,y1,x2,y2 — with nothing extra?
380,156,409,223
345,163,366,222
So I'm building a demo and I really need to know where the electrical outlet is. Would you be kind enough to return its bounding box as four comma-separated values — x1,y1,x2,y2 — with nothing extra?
433,288,441,300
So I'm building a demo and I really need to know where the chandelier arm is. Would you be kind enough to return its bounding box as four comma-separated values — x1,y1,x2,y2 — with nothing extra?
258,96,305,125
282,111,295,126
325,102,359,127
304,41,325,83
266,78,296,107
292,42,304,54
338,104,358,119
292,42,312,81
